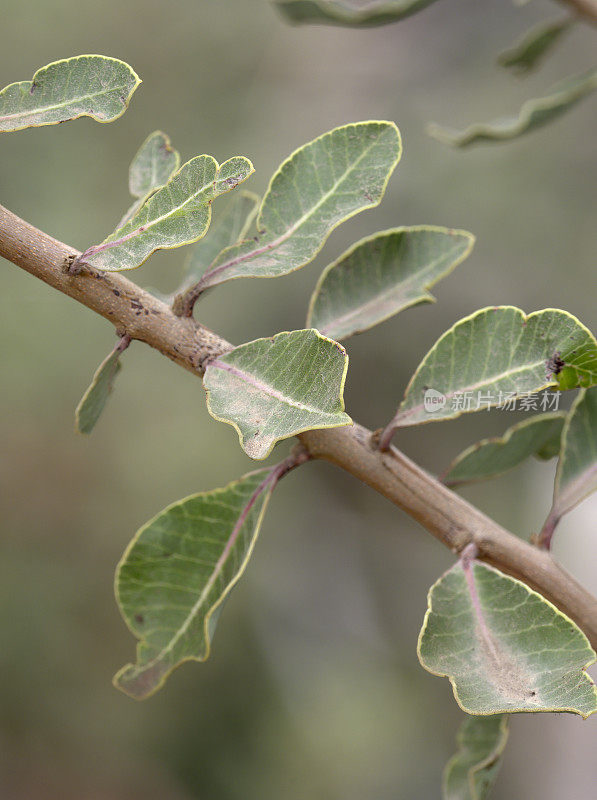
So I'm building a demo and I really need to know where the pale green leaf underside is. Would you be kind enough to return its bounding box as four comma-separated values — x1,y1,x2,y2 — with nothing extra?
75,346,123,434
183,191,260,282
418,561,597,716
116,131,181,229
307,226,474,340
393,306,597,428
498,17,574,75
443,412,565,487
195,121,402,289
443,714,509,800
274,0,439,26
428,69,597,147
78,155,254,271
548,386,597,523
203,329,351,459
114,469,273,699
0,55,140,132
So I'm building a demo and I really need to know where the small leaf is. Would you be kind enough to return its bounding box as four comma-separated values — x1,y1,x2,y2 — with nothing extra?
274,0,440,27
183,191,260,283
307,226,474,341
203,329,351,459
443,714,509,800
428,69,597,147
116,131,181,228
418,559,597,717
541,386,597,543
115,469,275,699
498,17,574,75
75,343,126,434
390,306,597,429
77,155,254,271
0,55,140,132
443,412,565,487
194,121,401,290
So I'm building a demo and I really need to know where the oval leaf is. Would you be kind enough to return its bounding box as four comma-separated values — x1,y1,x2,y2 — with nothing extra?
75,343,127,434
115,469,274,699
443,714,509,800
203,329,351,459
194,121,401,290
274,0,440,26
76,155,254,271
307,226,474,341
541,386,597,544
418,559,597,717
498,17,574,75
428,69,597,147
390,306,597,429
183,191,260,283
0,55,140,132
443,412,565,487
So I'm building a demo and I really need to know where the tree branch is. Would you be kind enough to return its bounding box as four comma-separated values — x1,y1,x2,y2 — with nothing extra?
2,201,597,650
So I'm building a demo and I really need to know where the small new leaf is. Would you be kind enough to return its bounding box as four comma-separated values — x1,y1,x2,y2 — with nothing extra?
203,329,351,459
194,121,401,290
307,226,474,341
541,386,597,543
418,560,597,717
498,17,574,75
115,469,275,699
443,412,565,487
390,306,597,429
76,155,254,271
75,345,125,434
0,55,140,132
274,0,439,26
443,715,509,800
428,69,597,147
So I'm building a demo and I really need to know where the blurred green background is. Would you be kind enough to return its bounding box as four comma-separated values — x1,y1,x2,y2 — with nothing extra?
1,0,596,797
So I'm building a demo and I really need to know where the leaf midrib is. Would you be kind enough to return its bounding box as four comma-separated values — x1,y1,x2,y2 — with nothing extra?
0,82,131,123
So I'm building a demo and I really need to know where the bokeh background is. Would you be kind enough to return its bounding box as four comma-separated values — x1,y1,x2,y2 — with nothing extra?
1,0,596,797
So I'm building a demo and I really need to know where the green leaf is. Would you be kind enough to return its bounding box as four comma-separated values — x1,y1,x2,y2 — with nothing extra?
443,714,509,800
389,306,597,429
75,343,127,434
498,17,574,75
183,191,260,283
428,69,597,147
541,386,597,542
114,469,275,699
193,121,402,290
203,329,351,459
274,0,440,26
443,412,565,487
0,55,140,133
76,155,254,271
418,559,597,717
307,226,474,341
117,131,181,228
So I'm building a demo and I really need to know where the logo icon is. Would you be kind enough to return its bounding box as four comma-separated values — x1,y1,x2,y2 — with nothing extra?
424,388,446,413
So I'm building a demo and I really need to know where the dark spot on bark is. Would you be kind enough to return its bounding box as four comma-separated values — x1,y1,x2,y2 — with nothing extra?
130,301,143,310
113,289,121,297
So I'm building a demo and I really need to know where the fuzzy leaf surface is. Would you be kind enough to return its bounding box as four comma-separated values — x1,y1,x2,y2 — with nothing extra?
78,155,254,271
274,0,439,26
498,17,573,75
428,69,597,147
443,714,509,800
183,192,259,282
195,121,401,289
203,329,351,459
418,560,597,716
307,226,474,340
75,347,123,434
443,412,565,486
544,386,597,530
115,469,274,698
392,306,597,428
0,55,140,132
